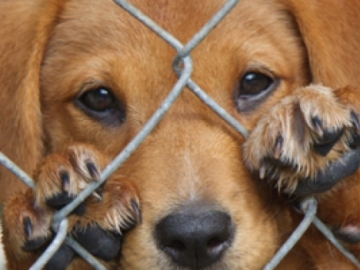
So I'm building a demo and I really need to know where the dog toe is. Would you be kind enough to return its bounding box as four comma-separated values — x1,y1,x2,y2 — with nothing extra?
2,192,54,253
66,144,103,181
3,144,141,268
46,192,86,215
34,145,109,209
87,179,141,233
22,216,51,251
244,84,358,193
313,127,344,156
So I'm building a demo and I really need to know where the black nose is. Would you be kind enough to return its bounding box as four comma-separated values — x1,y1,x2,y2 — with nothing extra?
155,206,234,269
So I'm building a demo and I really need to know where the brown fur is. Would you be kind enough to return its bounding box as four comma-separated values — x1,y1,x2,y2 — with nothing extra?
1,0,360,269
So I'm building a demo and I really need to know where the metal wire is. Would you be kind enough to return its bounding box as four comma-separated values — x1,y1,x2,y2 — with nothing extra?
114,0,248,138
53,0,248,224
113,0,183,50
52,57,193,223
187,79,249,137
264,198,318,270
0,152,35,189
313,217,360,268
64,237,107,270
172,0,239,67
0,152,108,269
0,0,359,269
29,219,69,270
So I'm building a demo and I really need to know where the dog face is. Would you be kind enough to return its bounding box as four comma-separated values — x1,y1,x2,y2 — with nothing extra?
39,0,309,268
2,0,360,269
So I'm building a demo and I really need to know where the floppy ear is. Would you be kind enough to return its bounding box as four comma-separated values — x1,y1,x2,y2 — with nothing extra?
0,1,66,201
281,0,360,88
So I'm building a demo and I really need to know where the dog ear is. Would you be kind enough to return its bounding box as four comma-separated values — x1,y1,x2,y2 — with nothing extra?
0,1,66,200
281,0,360,88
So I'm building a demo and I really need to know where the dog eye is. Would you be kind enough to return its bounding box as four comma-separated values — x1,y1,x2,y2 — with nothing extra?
235,72,277,112
239,72,274,96
79,88,116,112
76,88,126,126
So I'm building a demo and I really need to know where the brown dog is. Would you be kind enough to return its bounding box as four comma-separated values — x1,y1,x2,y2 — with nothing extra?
1,0,360,269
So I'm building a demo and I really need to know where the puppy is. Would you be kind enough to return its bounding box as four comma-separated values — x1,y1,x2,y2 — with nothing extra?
1,0,360,269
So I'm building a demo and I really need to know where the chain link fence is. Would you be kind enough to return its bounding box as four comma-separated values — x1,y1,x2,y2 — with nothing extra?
1,0,360,269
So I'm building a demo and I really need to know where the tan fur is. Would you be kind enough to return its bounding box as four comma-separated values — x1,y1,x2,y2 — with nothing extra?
244,84,353,192
1,0,360,269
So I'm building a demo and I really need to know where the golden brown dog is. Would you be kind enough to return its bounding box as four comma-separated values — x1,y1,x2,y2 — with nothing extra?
1,0,360,269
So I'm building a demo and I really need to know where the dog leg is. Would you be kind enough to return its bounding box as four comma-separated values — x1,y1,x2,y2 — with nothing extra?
244,84,360,264
244,84,360,192
2,144,140,270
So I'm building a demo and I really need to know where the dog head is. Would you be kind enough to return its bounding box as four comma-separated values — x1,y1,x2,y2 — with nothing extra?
1,0,360,269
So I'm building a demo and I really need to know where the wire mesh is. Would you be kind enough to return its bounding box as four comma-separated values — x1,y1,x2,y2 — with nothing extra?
0,0,359,269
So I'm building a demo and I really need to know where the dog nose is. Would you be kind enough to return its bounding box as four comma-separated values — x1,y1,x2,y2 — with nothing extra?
155,206,234,269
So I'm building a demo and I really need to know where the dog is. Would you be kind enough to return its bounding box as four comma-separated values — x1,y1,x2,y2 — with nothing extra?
1,0,360,269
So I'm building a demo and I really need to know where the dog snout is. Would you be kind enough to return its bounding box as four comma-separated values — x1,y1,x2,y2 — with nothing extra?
155,205,234,269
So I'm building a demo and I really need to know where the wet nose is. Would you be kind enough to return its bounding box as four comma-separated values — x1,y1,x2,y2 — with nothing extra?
155,206,234,269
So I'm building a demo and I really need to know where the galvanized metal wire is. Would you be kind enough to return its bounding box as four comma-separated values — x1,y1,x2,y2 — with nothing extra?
29,219,69,270
0,152,35,189
54,0,248,227
264,198,318,270
0,0,359,269
312,217,360,268
0,151,108,269
113,0,248,138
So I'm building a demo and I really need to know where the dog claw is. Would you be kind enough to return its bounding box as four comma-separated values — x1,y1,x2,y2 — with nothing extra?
312,116,324,137
131,199,141,224
91,191,102,201
91,184,104,201
273,136,283,160
86,161,100,180
23,217,32,238
259,162,267,179
60,171,70,192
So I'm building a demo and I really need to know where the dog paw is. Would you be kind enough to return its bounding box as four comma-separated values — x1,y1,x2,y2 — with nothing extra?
2,144,140,268
243,84,360,193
